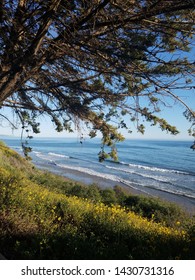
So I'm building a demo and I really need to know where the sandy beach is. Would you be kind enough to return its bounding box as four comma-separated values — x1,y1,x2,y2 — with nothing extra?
36,162,195,215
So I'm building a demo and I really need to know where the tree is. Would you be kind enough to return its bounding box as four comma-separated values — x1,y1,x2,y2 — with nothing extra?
0,0,195,160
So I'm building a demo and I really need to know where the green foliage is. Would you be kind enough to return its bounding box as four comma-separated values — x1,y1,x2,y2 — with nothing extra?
100,189,118,205
67,184,102,202
113,185,129,204
124,195,187,228
140,108,180,135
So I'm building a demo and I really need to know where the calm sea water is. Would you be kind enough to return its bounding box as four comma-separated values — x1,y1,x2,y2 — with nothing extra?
2,137,195,200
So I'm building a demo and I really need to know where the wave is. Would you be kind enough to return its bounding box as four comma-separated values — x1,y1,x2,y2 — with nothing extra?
106,165,195,193
106,165,134,174
48,152,70,159
129,164,189,175
106,165,178,183
57,164,156,196
58,164,121,182
33,151,51,161
135,172,195,194
57,164,195,199
144,184,195,200
108,161,190,175
120,178,195,200
33,151,41,155
31,150,195,200
106,165,195,199
33,150,100,166
134,173,172,183
119,179,153,196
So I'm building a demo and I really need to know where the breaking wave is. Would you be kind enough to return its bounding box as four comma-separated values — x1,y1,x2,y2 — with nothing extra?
110,161,190,175
48,152,70,158
58,164,121,182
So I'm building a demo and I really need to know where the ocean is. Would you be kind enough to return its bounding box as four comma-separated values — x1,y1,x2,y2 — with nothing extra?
2,137,195,205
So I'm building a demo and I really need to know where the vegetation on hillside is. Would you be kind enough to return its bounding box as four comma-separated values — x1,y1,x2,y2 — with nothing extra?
0,141,195,259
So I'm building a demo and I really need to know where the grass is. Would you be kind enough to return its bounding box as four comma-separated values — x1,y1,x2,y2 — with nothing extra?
0,141,195,259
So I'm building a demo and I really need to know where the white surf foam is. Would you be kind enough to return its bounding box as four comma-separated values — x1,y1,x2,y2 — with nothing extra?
58,164,121,182
127,163,189,175
48,152,70,158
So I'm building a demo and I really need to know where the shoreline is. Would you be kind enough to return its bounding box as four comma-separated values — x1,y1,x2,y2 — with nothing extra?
35,161,195,215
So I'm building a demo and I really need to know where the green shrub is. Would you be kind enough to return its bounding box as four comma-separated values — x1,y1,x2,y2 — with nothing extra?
124,194,187,227
113,185,128,204
100,188,118,205
66,183,102,202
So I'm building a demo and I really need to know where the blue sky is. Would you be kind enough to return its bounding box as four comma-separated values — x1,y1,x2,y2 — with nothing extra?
0,93,194,141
